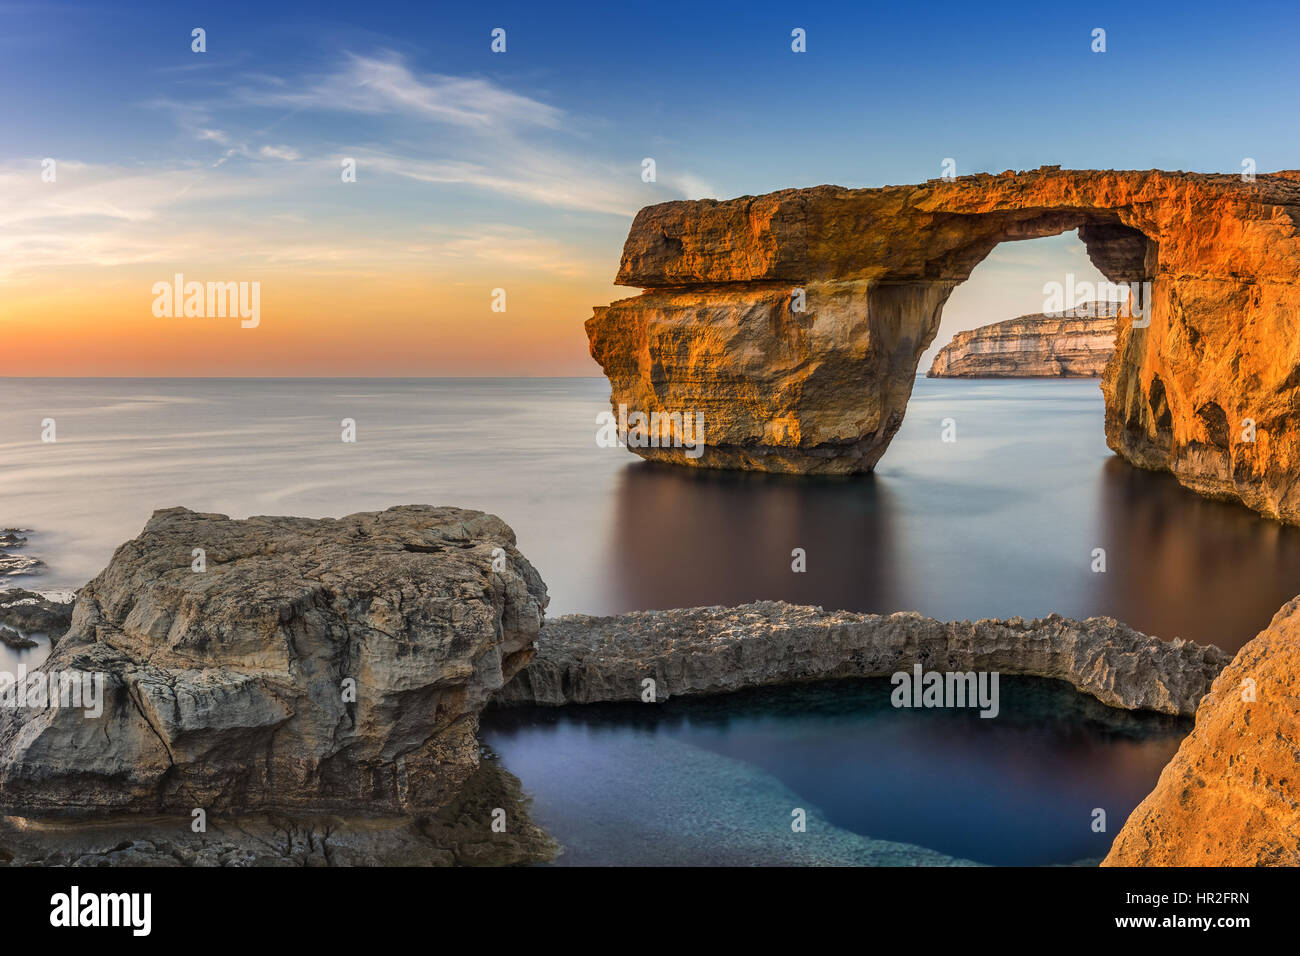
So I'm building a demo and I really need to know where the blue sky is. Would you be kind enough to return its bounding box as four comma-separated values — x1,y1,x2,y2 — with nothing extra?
10,0,1295,178
2,0,1297,373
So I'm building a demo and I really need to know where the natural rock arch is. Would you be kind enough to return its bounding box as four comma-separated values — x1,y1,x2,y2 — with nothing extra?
586,168,1300,524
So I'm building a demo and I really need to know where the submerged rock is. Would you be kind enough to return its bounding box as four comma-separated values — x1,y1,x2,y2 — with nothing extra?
0,627,37,650
497,601,1230,716
927,307,1117,378
1104,595,1300,866
0,505,547,818
0,588,75,644
0,529,44,578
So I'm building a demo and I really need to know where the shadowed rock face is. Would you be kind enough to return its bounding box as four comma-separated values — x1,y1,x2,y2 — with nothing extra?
497,601,1230,717
587,168,1300,521
0,506,548,817
1104,595,1300,866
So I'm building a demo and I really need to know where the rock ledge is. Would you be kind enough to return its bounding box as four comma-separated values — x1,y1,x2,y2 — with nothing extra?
499,601,1229,716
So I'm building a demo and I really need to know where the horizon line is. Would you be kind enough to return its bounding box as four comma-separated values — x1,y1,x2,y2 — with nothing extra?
0,374,608,381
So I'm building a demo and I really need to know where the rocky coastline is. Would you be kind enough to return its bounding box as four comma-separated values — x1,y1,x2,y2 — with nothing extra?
0,506,546,817
0,506,1295,867
0,756,556,867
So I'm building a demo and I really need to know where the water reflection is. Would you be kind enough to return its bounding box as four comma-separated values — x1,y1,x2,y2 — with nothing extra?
5,377,1297,652
598,382,1300,652
1089,457,1300,650
602,464,899,613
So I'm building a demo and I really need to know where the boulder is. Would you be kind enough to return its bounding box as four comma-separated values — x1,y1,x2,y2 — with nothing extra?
0,506,547,817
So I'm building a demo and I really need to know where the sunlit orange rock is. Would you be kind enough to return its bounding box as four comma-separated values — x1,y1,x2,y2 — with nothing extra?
1103,595,1300,866
586,168,1300,521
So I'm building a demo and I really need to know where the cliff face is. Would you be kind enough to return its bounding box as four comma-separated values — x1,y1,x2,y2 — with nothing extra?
587,168,1300,522
0,506,548,817
1104,596,1300,866
927,310,1116,378
498,601,1229,717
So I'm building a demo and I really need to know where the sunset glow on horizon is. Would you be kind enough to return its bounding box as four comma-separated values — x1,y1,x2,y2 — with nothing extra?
3,267,623,376
5,0,1298,376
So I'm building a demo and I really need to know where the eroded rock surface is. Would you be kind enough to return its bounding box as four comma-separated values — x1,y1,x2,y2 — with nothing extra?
0,506,547,818
498,601,1229,716
588,168,1300,522
1104,596,1300,866
927,307,1116,378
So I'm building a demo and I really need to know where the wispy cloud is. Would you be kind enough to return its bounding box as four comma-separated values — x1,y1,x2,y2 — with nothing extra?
2,49,716,282
0,161,275,278
352,150,639,217
213,143,302,166
0,159,595,281
223,50,709,213
235,52,565,130
420,225,594,277
0,162,263,229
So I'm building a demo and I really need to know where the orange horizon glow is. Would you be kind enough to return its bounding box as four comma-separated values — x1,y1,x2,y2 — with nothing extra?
3,269,625,377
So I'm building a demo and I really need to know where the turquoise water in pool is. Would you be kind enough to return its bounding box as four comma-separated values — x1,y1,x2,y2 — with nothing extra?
483,677,1188,867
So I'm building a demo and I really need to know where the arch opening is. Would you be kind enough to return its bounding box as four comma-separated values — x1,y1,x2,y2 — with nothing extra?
587,170,1300,523
921,227,1149,378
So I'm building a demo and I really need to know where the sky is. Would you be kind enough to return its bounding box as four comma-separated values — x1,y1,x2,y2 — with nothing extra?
2,0,1298,376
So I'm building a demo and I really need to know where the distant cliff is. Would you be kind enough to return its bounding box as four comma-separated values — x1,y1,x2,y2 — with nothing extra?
927,308,1118,378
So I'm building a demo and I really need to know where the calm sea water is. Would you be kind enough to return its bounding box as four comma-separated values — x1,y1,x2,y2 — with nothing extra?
2,376,1291,865
3,376,1296,650
483,678,1186,866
